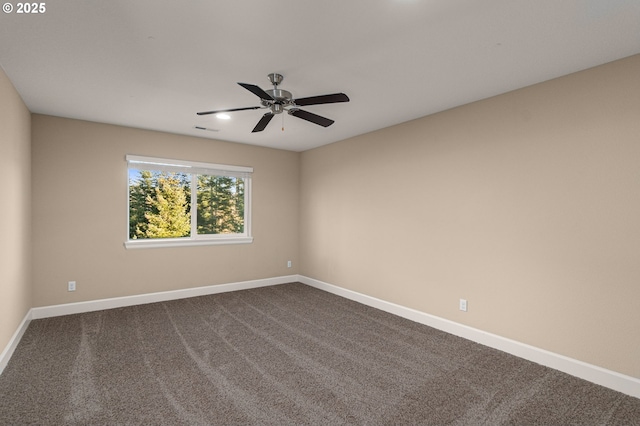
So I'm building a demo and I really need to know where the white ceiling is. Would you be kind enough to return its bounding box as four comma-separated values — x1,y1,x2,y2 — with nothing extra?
1,1,639,152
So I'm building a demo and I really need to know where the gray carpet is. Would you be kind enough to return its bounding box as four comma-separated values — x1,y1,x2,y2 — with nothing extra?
1,282,638,425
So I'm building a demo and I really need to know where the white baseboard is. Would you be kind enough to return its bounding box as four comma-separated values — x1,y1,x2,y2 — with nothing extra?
299,275,640,400
2,276,297,375
31,275,298,320
0,310,32,376
5,274,638,400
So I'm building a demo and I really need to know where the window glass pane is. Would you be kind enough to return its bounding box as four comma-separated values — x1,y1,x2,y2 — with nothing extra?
126,156,251,247
196,175,245,235
129,170,191,239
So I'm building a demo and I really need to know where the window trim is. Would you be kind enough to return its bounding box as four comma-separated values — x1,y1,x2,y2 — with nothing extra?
124,155,253,249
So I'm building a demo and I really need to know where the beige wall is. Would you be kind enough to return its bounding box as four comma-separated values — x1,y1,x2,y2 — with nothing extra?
0,67,32,352
31,115,299,306
300,55,640,378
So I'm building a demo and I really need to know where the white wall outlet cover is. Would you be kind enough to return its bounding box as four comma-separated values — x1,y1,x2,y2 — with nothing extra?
459,299,468,312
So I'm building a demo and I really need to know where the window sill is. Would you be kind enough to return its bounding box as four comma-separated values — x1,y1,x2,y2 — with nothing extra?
124,236,253,249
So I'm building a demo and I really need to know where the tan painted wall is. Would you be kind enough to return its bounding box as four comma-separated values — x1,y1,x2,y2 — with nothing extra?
0,67,32,352
300,55,640,378
31,115,299,306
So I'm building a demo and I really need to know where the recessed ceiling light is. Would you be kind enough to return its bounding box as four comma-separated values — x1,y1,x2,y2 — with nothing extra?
216,113,231,120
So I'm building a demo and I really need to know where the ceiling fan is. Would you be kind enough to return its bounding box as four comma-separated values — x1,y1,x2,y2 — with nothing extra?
197,73,350,133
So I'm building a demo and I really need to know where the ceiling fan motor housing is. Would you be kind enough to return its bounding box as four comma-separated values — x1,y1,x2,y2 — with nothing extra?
263,73,293,113
263,88,294,113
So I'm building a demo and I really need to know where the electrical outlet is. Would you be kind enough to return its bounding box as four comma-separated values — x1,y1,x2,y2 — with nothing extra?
68,281,76,292
287,260,292,268
459,298,467,312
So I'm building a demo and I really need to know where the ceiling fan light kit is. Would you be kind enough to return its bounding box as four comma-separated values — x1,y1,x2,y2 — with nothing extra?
197,73,349,133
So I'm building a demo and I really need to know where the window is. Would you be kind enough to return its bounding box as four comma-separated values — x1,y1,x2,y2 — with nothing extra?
125,155,252,249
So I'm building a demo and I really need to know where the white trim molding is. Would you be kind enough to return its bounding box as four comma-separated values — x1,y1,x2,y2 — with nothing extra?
2,276,297,374
5,274,639,400
298,275,640,400
124,236,253,249
0,310,32,376
31,276,297,319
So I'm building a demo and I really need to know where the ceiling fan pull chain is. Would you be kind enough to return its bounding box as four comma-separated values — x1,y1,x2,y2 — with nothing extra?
282,112,285,132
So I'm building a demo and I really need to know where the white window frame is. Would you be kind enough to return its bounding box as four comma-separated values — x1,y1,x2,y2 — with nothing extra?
125,155,253,249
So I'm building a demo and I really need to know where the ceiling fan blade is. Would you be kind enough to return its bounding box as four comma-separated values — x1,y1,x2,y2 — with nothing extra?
197,106,261,116
289,109,335,127
252,113,275,133
294,93,350,106
238,82,274,101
